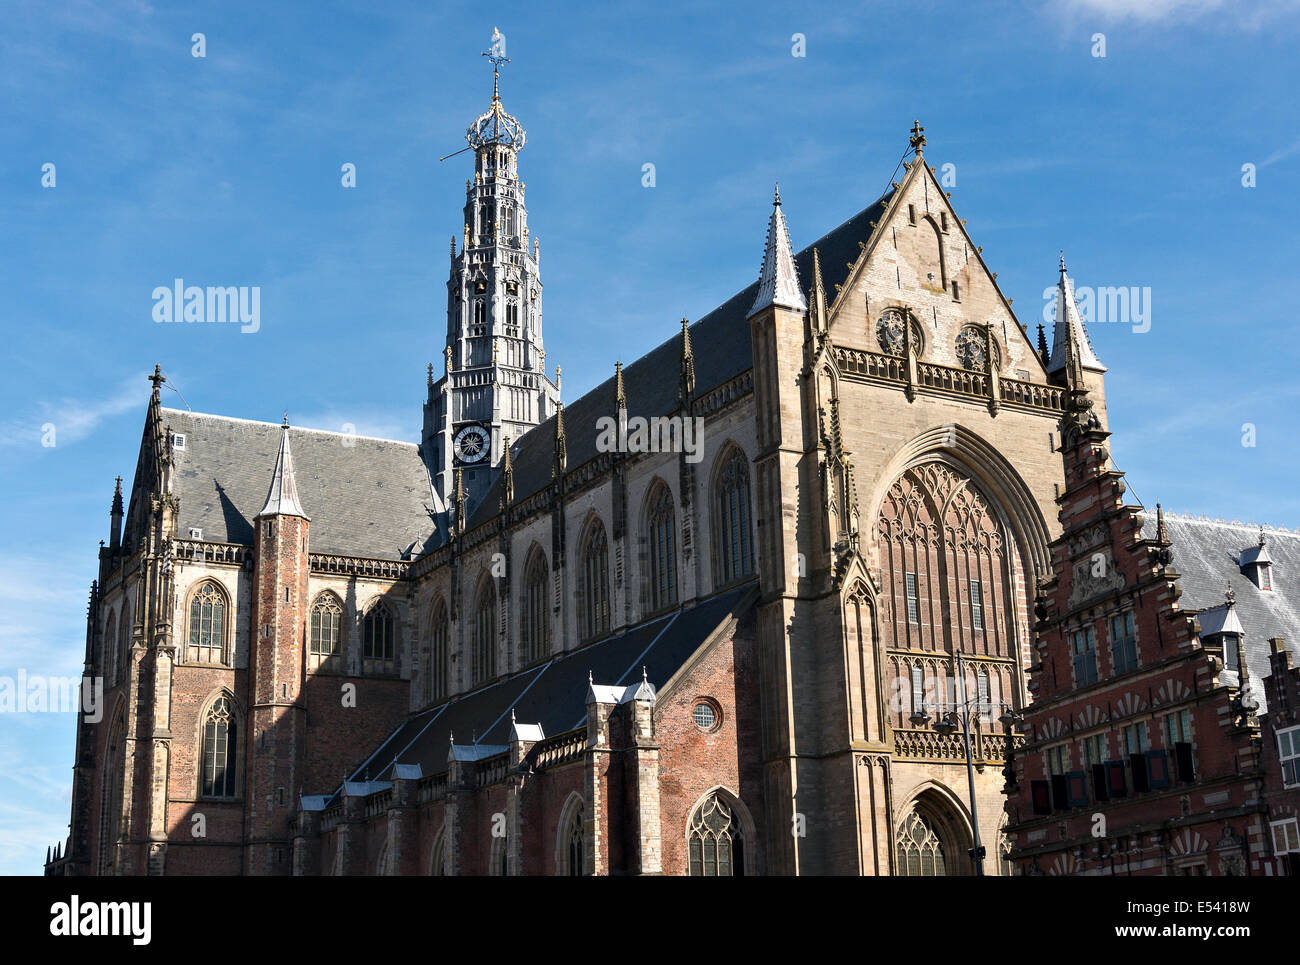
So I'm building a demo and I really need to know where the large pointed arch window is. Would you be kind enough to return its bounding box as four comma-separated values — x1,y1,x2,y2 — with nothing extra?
714,447,755,586
117,606,132,685
103,610,117,685
363,602,396,675
646,482,678,613
688,792,746,876
562,801,585,876
188,581,228,665
98,708,126,875
473,581,496,685
309,594,343,672
580,520,610,641
200,695,239,799
522,553,549,665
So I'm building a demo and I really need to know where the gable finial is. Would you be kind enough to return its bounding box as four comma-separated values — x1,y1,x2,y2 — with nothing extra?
909,119,926,155
148,364,166,395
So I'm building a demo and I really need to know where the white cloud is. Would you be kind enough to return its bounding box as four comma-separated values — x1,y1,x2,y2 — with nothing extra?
1050,0,1299,27
0,375,144,450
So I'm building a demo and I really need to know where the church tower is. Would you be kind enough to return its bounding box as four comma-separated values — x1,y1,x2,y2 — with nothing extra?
423,30,560,523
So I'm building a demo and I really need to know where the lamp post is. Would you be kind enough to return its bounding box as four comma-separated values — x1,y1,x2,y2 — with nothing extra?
909,649,1023,877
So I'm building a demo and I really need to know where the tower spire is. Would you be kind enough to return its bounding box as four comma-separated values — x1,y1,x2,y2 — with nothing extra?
1049,252,1105,376
257,416,310,520
749,184,806,316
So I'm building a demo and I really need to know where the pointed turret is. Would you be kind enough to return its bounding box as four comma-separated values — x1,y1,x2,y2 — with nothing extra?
678,318,695,408
109,475,123,550
1048,253,1105,376
1036,323,1050,367
552,403,567,478
749,185,806,317
500,435,515,511
807,247,828,337
258,416,310,520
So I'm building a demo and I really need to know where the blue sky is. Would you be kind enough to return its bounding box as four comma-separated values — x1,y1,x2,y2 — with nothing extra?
2,0,1299,875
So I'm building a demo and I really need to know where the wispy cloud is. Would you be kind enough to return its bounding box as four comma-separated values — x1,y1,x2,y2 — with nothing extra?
0,376,144,450
1048,0,1299,27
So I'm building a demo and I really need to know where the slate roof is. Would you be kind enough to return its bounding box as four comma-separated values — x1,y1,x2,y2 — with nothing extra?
1142,513,1300,711
338,583,758,790
161,409,438,559
468,189,896,529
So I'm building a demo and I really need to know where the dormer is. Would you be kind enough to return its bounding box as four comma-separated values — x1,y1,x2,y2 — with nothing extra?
1239,530,1274,590
1198,590,1246,673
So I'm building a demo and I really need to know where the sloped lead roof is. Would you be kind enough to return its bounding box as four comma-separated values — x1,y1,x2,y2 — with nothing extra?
341,584,756,788
162,409,437,559
1142,513,1300,710
468,189,895,530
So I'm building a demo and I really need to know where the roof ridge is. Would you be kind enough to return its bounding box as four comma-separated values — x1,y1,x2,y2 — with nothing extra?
161,407,418,447
1161,511,1299,536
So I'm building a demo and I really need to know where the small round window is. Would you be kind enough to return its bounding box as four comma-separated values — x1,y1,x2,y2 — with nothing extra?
693,701,719,731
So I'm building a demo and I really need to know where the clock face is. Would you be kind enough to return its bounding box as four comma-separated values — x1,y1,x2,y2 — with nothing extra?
454,424,491,464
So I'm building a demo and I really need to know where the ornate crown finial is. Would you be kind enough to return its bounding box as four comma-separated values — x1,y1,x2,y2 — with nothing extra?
468,28,525,151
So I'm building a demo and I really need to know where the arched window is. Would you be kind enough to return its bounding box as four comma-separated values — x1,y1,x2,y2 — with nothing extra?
309,594,343,672
363,602,396,675
102,610,117,685
580,521,610,641
646,482,678,613
98,707,126,875
117,605,132,686
429,599,450,701
562,801,585,876
688,792,746,876
490,832,508,876
714,447,755,586
473,580,496,685
200,695,238,799
188,582,228,665
522,553,549,665
896,807,947,876
429,829,447,876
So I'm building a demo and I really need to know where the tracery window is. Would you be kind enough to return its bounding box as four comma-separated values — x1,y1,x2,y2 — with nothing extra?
876,309,921,357
955,325,1001,373
688,793,746,876
473,581,496,684
200,695,238,799
429,599,450,700
896,807,947,876
309,594,343,672
563,802,585,876
877,462,1022,731
646,482,678,613
188,581,228,665
363,602,396,675
522,554,549,664
714,447,755,586
580,521,610,641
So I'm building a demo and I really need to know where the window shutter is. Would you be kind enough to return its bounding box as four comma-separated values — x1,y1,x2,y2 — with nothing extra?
1129,753,1150,793
1146,749,1171,789
1091,763,1109,802
1066,770,1089,808
1031,780,1051,815
1106,760,1128,798
1174,742,1195,783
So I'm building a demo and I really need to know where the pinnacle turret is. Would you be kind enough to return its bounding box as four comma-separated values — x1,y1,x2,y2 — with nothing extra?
749,185,806,316
1048,253,1105,376
257,416,310,520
